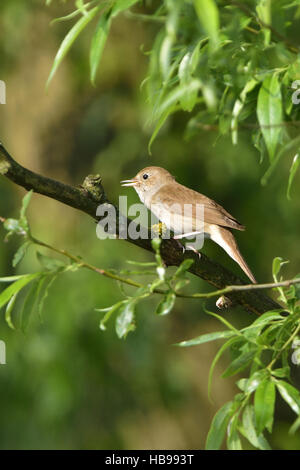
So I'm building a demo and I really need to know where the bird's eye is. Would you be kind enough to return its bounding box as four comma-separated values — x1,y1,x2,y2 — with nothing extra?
143,174,149,180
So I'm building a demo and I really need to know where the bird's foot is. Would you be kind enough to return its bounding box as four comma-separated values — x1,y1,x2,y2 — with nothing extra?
185,245,201,258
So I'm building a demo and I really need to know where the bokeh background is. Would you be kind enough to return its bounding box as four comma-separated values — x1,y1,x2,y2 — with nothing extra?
0,0,299,449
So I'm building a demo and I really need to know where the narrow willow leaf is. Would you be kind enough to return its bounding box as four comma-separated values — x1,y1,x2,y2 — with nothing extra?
12,241,31,268
194,0,219,47
242,405,271,450
155,80,201,120
287,154,300,200
5,293,17,330
126,260,157,267
257,74,283,162
254,379,276,434
148,104,178,155
271,367,290,379
227,415,242,450
36,252,65,271
20,280,41,331
237,369,268,394
261,134,300,186
111,0,139,18
222,350,256,378
47,6,101,87
115,299,136,338
177,330,235,347
276,380,300,415
208,336,241,398
75,0,88,15
178,52,199,111
98,300,125,330
241,310,284,341
205,401,236,450
272,257,287,278
0,275,29,283
156,291,176,316
0,273,41,311
290,415,300,435
90,13,112,84
173,259,194,278
20,190,33,219
256,0,271,45
37,274,59,319
231,79,258,145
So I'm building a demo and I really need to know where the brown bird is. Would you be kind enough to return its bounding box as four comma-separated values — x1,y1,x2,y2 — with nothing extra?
121,166,256,283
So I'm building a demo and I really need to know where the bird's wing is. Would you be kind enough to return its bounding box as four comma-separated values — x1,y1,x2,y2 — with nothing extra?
153,183,245,231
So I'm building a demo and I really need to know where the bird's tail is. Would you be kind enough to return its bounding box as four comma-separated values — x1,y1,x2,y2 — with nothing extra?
210,226,257,284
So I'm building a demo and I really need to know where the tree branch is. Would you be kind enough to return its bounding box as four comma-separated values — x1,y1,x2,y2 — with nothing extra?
0,142,281,315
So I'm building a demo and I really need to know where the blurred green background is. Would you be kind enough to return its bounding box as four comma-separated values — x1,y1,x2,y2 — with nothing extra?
0,0,299,449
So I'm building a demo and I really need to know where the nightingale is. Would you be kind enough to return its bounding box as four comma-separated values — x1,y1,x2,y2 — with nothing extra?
121,166,256,283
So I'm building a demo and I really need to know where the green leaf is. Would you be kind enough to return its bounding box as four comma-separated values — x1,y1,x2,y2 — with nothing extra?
237,369,268,394
241,310,284,341
155,80,201,120
254,379,276,434
97,300,125,331
0,273,41,311
242,405,271,450
287,154,300,200
173,259,194,278
271,367,290,379
256,0,272,45
261,135,300,186
47,6,101,87
111,0,139,18
227,415,242,450
231,79,258,145
5,293,17,330
222,349,256,378
194,0,219,47
12,241,31,268
36,274,59,319
257,74,283,162
20,190,33,220
90,13,112,84
148,105,178,154
156,291,176,315
115,299,136,338
276,380,300,415
36,252,66,271
208,336,241,398
290,415,300,435
272,257,288,278
177,330,235,347
178,52,199,111
20,280,41,331
0,275,30,283
205,401,236,450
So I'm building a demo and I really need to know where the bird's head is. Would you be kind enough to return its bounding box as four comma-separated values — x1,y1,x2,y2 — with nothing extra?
121,166,175,198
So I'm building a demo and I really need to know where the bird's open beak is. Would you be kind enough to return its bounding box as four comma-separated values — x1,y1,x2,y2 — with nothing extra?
121,179,138,187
